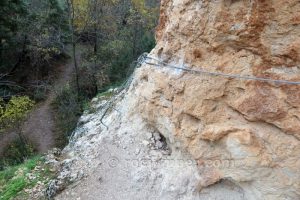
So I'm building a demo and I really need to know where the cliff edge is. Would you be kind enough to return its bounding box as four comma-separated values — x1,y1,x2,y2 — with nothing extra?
49,1,300,199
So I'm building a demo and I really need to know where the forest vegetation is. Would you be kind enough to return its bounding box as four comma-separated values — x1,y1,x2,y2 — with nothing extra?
0,0,159,170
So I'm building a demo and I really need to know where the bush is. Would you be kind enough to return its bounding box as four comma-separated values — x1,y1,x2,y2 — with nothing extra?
0,139,35,170
0,96,35,169
52,84,83,148
0,96,35,131
32,85,48,102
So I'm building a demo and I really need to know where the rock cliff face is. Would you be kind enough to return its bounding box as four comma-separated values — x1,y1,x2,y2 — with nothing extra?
52,0,300,199
140,0,300,199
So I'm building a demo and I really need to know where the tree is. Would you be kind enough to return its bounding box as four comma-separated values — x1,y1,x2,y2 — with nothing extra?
0,96,35,157
66,0,81,99
95,0,159,83
0,0,28,74
0,0,69,99
65,0,119,99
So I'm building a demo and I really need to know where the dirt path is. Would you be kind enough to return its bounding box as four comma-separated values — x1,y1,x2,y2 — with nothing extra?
22,51,80,153
0,49,80,155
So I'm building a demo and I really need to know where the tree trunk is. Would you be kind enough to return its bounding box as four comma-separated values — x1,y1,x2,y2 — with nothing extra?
72,41,80,100
67,0,80,101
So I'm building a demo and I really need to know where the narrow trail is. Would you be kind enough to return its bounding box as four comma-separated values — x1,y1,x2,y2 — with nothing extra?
22,50,80,153
0,49,81,155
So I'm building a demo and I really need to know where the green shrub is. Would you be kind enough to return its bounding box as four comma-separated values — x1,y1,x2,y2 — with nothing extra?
32,86,48,102
0,139,35,170
52,84,83,148
0,96,35,169
0,96,35,131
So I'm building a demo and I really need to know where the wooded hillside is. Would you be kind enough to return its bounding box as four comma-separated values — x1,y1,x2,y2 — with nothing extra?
0,0,159,170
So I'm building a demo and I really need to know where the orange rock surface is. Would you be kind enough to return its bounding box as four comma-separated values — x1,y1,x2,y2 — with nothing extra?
132,0,300,199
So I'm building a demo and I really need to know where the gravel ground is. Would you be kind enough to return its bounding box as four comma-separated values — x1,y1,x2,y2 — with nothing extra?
53,89,246,200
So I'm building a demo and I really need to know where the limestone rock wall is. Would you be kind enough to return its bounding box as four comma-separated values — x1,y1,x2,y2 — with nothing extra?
132,0,300,199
